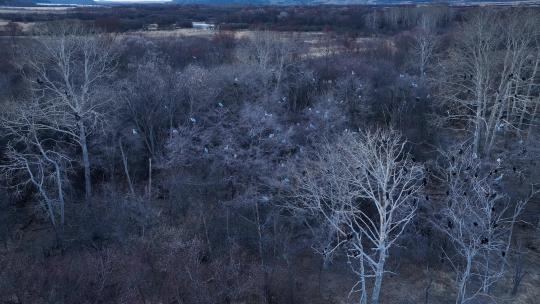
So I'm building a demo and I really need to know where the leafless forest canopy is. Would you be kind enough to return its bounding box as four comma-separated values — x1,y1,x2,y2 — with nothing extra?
0,4,539,304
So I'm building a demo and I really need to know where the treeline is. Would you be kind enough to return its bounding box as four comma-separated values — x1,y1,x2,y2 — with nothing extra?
2,4,463,33
0,7,539,304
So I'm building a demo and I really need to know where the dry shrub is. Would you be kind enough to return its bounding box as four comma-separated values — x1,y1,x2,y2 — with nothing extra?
0,226,264,304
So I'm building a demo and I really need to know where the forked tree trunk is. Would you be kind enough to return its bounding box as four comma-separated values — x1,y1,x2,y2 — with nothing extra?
371,250,387,304
456,255,472,304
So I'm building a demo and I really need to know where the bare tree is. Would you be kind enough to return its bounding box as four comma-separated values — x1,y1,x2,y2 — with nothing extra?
1,100,72,227
236,31,299,100
20,22,117,201
292,129,424,304
412,29,437,79
119,60,183,157
430,145,531,304
434,11,540,157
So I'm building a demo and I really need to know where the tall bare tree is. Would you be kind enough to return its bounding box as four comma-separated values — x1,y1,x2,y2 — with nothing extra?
20,22,117,201
430,145,530,304
236,31,299,100
1,100,72,227
119,60,183,157
434,11,540,157
292,129,424,304
412,29,437,79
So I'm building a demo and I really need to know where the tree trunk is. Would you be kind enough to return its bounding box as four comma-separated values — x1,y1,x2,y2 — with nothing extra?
54,163,65,226
119,138,135,196
359,251,368,304
371,250,387,304
473,101,483,157
456,255,472,304
526,99,539,141
78,121,92,202
511,250,526,296
147,157,152,198
254,201,269,304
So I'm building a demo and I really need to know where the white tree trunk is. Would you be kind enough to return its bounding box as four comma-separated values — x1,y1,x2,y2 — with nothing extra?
456,255,472,304
371,250,387,304
78,120,92,201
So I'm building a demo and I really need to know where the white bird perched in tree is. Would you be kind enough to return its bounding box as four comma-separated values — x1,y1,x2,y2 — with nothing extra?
218,102,224,108
132,128,138,135
190,117,196,123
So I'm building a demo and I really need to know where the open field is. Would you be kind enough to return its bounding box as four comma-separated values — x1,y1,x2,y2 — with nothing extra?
0,5,79,13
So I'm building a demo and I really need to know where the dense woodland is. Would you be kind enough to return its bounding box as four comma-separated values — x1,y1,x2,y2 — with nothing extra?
0,5,539,304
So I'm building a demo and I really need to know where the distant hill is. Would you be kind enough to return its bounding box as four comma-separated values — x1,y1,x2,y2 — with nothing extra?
1,0,37,5
132,0,540,5
1,0,93,5
171,0,538,4
2,0,537,7
39,0,94,3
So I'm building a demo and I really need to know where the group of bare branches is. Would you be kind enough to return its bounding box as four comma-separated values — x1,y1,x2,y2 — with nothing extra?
0,23,116,226
429,145,534,304
434,10,540,157
289,125,536,304
0,10,538,304
291,129,424,304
